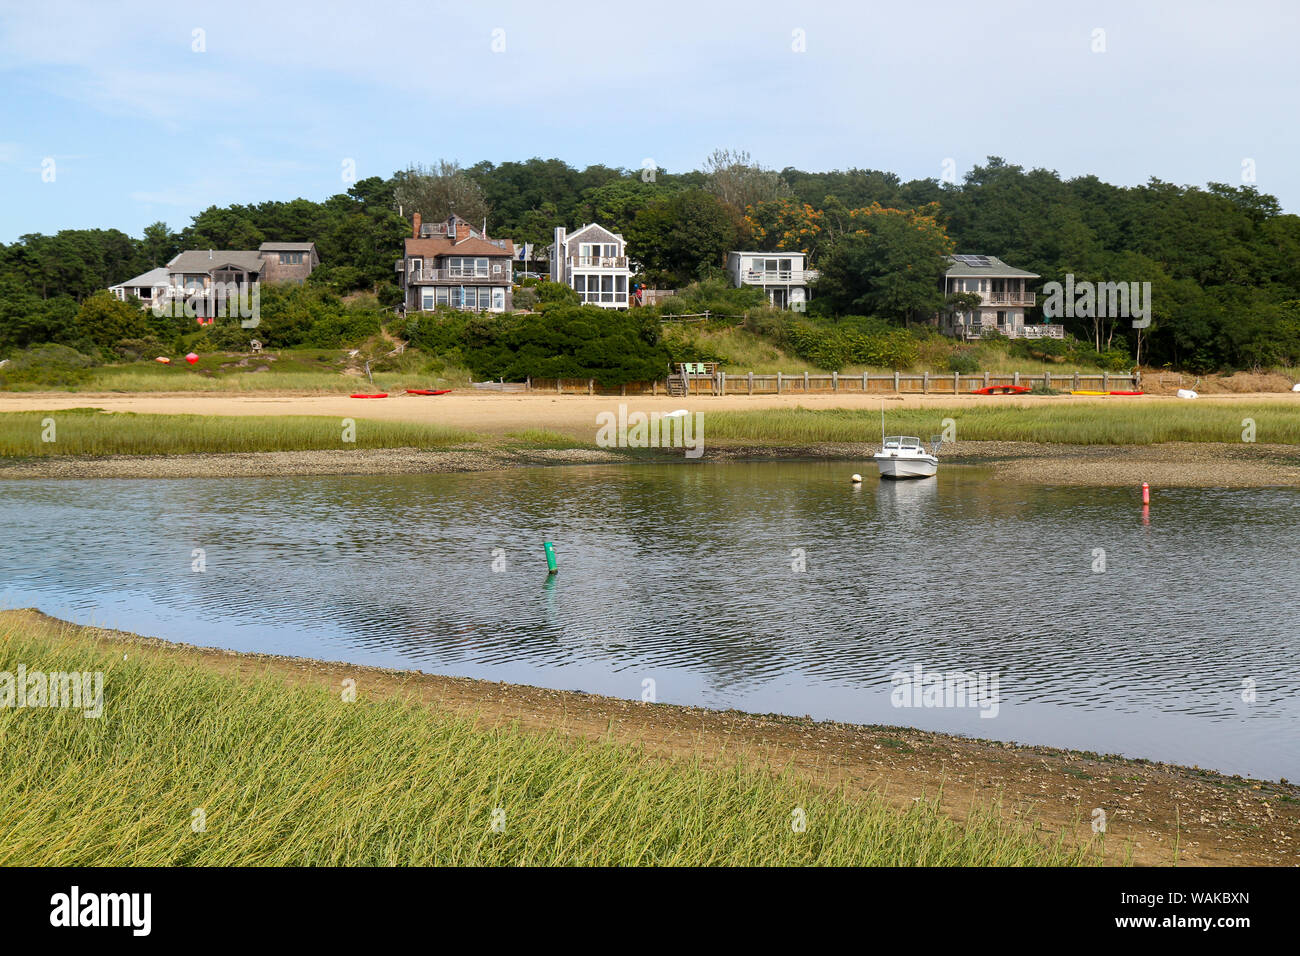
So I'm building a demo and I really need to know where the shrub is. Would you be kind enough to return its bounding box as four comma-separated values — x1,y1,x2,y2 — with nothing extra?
947,349,980,374
0,343,98,388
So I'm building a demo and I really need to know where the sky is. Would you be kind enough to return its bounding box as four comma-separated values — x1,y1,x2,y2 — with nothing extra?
1,0,1298,243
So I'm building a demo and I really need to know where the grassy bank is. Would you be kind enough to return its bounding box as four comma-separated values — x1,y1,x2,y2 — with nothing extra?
0,616,1097,866
0,409,477,456
705,402,1300,446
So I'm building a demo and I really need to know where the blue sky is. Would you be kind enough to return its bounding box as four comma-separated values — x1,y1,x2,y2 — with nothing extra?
1,0,1297,243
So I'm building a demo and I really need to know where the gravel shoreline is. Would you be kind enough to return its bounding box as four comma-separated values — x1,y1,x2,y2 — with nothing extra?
2,440,1299,486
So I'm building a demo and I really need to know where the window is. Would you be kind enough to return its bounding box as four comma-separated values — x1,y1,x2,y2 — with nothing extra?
492,287,505,311
435,287,449,306
779,259,792,273
410,259,422,280
573,275,586,292
279,252,304,265
421,288,435,311
448,257,488,277
450,288,464,309
601,275,614,303
615,275,626,293
996,311,1006,326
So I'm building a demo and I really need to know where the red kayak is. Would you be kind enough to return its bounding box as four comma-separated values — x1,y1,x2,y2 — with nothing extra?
1108,390,1145,396
405,389,452,395
971,384,1031,395
349,393,388,399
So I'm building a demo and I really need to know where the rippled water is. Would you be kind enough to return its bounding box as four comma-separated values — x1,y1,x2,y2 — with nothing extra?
2,463,1297,779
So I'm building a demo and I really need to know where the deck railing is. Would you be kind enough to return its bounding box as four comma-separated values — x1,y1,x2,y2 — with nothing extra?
739,269,818,284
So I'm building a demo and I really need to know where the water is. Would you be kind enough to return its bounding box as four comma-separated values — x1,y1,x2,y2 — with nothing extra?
2,462,1297,779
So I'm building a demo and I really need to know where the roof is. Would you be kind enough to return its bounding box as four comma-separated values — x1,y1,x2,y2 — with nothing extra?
258,242,317,253
404,236,515,258
944,255,1038,278
564,223,622,245
729,250,806,259
168,250,266,274
110,266,170,289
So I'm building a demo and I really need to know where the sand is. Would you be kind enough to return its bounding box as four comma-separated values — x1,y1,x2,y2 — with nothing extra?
1,387,1297,434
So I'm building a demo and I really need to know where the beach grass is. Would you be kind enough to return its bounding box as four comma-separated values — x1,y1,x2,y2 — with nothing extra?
0,409,477,456
0,616,1099,866
702,402,1300,445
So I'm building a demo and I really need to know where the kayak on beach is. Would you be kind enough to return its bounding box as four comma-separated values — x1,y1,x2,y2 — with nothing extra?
349,393,389,399
971,384,1031,395
405,389,453,395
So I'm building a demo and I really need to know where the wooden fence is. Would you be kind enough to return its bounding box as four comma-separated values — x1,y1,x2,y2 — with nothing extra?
476,370,1140,397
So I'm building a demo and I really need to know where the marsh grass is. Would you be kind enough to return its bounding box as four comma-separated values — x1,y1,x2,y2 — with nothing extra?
504,428,590,449
703,403,1300,445
0,410,477,457
0,620,1099,866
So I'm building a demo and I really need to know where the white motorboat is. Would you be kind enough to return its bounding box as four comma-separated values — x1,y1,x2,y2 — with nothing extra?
873,436,938,479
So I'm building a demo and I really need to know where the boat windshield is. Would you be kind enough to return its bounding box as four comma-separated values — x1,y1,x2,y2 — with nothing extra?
883,436,922,449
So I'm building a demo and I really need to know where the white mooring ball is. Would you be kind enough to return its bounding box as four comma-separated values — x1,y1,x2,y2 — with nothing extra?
851,473,863,483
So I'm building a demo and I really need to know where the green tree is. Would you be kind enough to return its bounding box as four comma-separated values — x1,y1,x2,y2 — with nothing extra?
74,291,152,348
815,205,953,323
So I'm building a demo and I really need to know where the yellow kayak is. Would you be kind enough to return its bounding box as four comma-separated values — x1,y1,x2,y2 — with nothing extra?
1070,390,1109,395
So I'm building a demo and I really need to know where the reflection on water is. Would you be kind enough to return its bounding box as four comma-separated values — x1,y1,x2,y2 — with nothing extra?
1,462,1297,779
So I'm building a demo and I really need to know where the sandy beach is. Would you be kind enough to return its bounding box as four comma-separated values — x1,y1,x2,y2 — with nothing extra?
2,387,1298,432
2,389,1298,485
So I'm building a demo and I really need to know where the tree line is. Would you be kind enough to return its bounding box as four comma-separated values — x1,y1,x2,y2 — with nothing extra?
2,152,1298,372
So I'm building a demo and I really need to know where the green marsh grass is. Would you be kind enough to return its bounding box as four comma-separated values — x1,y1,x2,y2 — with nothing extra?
0,409,477,457
0,619,1099,866
504,428,590,449
703,403,1300,445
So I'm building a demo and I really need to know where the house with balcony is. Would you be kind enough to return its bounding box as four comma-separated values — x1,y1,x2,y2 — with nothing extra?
726,251,817,310
548,224,632,308
109,242,320,320
396,213,514,313
936,255,1060,340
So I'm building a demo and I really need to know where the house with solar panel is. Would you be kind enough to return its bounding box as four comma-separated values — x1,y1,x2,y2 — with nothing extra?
937,254,1061,340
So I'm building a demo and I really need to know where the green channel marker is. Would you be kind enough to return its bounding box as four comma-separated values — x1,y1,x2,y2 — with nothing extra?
544,541,558,575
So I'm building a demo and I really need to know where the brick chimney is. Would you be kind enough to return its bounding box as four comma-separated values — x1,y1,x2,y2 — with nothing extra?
412,212,421,240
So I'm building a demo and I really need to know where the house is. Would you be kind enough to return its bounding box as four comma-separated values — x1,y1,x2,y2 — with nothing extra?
726,251,817,309
108,242,320,320
936,255,1060,339
256,242,320,283
549,223,633,308
396,213,514,313
109,267,171,308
